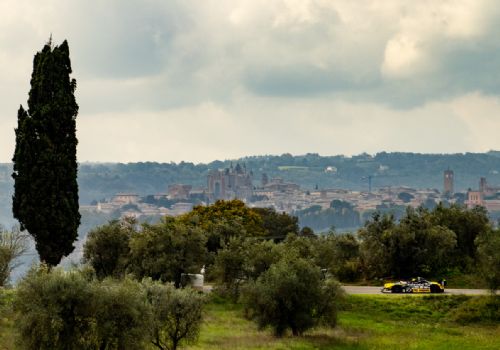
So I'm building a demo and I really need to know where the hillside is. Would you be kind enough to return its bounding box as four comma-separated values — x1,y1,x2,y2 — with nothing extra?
2,152,500,214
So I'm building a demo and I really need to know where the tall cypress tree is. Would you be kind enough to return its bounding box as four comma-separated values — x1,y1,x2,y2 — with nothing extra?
12,39,80,265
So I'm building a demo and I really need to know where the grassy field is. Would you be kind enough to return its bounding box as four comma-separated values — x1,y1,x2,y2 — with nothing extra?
1,289,498,350
187,294,499,350
0,289,15,350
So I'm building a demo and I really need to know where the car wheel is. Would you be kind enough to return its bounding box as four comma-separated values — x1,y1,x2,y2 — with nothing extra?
391,285,403,293
430,284,441,293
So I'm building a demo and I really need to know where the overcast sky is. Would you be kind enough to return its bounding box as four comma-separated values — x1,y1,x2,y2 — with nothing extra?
2,0,500,163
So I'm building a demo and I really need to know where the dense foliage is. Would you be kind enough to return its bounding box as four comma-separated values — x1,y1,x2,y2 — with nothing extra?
213,237,280,299
430,204,491,269
15,267,101,350
13,267,205,350
180,200,266,253
12,40,80,265
8,199,499,347
145,281,204,350
82,201,299,287
252,207,299,239
129,217,206,288
83,200,497,288
294,200,361,231
476,230,500,294
314,233,361,282
83,219,135,279
242,255,343,336
358,204,492,279
359,208,457,278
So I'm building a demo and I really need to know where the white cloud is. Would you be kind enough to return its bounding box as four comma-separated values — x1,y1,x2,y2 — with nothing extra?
1,1,500,162
380,0,495,79
70,93,500,163
382,34,428,78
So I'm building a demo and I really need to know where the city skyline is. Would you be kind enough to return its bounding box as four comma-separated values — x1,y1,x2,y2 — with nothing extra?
2,1,500,163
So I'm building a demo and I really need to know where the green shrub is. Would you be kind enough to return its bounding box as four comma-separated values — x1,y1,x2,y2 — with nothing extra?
450,296,500,324
93,278,150,349
213,237,280,300
83,219,136,279
129,217,206,288
145,280,205,350
14,266,96,350
476,230,500,294
242,256,343,336
14,266,151,350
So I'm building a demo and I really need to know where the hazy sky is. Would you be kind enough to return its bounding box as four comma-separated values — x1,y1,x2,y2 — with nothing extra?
2,0,500,163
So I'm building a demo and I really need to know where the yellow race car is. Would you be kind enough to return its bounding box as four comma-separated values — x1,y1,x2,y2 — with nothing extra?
381,277,445,294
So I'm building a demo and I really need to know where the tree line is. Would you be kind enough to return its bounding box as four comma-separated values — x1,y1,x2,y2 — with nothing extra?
3,199,499,348
294,200,361,231
81,200,498,327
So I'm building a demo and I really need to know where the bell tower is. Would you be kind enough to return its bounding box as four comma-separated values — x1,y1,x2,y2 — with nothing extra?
443,169,454,196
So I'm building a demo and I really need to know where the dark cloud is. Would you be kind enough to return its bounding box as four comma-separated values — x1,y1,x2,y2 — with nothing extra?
3,1,500,162
440,44,500,96
244,64,360,97
45,1,500,109
65,1,188,79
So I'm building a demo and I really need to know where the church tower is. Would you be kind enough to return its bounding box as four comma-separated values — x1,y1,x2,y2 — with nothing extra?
443,169,454,196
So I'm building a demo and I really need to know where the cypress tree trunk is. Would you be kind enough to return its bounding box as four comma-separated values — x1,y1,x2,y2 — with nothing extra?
12,39,80,266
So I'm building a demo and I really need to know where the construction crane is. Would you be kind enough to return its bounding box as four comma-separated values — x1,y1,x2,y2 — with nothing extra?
361,175,373,193
361,173,395,193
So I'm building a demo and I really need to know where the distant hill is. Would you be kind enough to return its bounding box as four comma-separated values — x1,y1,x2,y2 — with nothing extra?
72,151,500,203
2,152,500,212
3,151,500,278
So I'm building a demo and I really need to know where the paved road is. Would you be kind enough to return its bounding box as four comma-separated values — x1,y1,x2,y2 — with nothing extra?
202,285,488,295
343,285,489,295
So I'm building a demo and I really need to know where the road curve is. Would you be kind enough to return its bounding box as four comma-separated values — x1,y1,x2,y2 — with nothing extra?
342,285,489,295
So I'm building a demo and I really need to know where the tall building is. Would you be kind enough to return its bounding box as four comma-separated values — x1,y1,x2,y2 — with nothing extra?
479,177,488,194
443,169,454,195
207,163,253,202
261,173,269,187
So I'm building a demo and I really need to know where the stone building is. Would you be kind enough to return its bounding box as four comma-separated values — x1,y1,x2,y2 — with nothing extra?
168,184,192,199
112,193,139,205
263,177,300,192
207,163,253,202
443,169,454,195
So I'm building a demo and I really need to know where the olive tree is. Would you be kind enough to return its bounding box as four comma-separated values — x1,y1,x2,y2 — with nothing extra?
93,278,150,349
14,266,96,350
83,219,136,279
359,208,456,278
129,217,206,288
314,233,362,282
476,230,500,294
0,226,28,286
14,267,150,350
213,237,280,299
242,255,343,336
145,281,205,350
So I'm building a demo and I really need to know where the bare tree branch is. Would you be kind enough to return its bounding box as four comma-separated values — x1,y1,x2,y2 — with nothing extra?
0,225,29,286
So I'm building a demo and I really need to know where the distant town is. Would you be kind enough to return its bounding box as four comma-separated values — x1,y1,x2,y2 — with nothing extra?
80,163,500,231
4,152,500,232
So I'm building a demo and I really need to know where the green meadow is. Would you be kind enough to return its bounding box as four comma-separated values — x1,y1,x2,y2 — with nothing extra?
187,294,499,350
1,289,498,350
